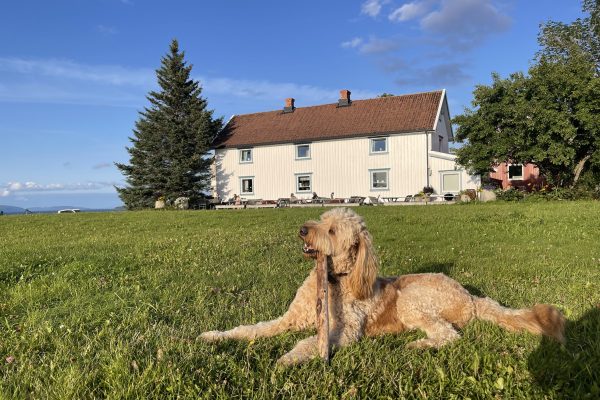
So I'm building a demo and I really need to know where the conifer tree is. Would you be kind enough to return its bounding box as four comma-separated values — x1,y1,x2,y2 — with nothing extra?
116,40,222,208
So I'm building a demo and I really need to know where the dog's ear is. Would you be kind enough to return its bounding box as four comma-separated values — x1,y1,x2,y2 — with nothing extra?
348,230,378,300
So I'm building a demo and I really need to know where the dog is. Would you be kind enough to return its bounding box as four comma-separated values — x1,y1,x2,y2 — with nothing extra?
201,208,565,366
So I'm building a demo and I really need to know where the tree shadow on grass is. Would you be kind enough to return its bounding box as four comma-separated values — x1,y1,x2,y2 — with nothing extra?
411,262,454,275
527,304,600,398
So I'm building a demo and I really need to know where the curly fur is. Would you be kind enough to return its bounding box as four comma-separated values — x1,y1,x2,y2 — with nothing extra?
201,208,565,366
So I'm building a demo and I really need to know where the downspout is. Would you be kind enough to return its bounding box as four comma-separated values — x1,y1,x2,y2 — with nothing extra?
425,130,431,189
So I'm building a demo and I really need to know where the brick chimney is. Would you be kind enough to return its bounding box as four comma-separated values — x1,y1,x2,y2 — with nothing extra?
338,90,351,107
283,97,295,113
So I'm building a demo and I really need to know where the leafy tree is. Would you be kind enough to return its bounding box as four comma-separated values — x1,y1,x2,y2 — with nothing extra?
116,40,222,208
539,0,599,72
454,1,600,187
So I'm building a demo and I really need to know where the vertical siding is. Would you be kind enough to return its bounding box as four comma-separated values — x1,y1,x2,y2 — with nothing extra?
434,109,450,153
214,133,430,200
490,163,542,190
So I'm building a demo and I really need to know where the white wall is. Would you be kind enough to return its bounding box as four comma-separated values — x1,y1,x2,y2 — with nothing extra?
429,151,480,194
214,132,432,201
433,108,450,153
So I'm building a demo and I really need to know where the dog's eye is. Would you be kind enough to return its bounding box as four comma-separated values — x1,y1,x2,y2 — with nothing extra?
329,228,335,235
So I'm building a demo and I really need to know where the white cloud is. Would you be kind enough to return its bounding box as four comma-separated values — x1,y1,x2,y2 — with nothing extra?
0,57,379,109
421,0,511,49
348,0,512,90
361,0,511,51
358,36,401,55
361,0,383,17
200,76,377,104
341,37,364,49
1,181,117,197
389,1,433,22
92,163,112,170
395,62,471,86
97,25,118,36
0,81,142,107
0,57,154,87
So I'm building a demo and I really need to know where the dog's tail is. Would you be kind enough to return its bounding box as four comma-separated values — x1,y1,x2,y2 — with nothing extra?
473,297,565,343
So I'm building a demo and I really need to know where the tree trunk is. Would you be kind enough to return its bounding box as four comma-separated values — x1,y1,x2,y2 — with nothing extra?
572,154,591,187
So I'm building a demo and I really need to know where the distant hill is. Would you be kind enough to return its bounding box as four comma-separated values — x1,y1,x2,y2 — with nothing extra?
0,205,26,215
28,206,92,213
1,205,122,214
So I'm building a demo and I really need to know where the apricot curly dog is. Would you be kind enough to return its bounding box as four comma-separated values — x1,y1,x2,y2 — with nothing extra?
201,208,565,366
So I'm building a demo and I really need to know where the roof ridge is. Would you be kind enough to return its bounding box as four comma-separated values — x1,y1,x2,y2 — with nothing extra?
231,89,444,119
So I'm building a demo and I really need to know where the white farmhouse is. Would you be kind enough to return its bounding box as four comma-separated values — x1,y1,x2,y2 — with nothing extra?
211,90,479,202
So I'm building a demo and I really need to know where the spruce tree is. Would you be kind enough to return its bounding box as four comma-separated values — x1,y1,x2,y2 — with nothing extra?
116,39,222,208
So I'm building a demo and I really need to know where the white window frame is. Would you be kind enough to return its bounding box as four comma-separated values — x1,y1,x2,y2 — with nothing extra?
440,170,462,194
240,176,255,195
369,169,389,191
295,173,312,193
239,148,253,164
295,144,311,160
508,164,524,180
370,137,388,154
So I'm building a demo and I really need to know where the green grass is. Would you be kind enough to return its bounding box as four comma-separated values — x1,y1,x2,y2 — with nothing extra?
0,202,599,399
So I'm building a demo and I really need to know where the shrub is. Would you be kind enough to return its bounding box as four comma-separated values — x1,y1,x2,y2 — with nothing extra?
495,187,525,201
528,187,597,201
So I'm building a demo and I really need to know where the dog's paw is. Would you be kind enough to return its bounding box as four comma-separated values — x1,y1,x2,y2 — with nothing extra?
406,338,435,349
406,337,452,349
275,355,297,367
199,331,223,342
276,353,304,367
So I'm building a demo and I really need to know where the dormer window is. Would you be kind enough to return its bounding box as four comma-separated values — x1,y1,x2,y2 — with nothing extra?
296,144,310,160
370,137,388,154
240,149,253,163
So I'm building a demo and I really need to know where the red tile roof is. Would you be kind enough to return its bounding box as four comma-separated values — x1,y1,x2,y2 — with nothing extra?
212,90,444,148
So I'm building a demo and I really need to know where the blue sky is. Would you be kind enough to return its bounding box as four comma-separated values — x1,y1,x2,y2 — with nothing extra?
0,0,583,208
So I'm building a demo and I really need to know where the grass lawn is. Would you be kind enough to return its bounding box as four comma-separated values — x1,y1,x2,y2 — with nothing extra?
0,202,599,399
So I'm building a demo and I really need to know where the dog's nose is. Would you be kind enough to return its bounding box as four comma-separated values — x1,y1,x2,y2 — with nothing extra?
299,226,308,237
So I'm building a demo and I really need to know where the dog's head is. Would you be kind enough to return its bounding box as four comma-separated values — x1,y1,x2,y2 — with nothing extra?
299,208,378,299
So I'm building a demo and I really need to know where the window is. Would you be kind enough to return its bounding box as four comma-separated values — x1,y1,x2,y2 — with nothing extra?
240,177,254,195
370,137,388,154
296,144,310,159
508,164,523,180
239,149,252,163
441,172,460,193
370,169,389,190
296,174,312,193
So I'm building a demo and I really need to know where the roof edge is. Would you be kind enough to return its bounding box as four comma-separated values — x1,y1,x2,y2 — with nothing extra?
211,114,236,147
432,89,446,132
211,129,432,149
